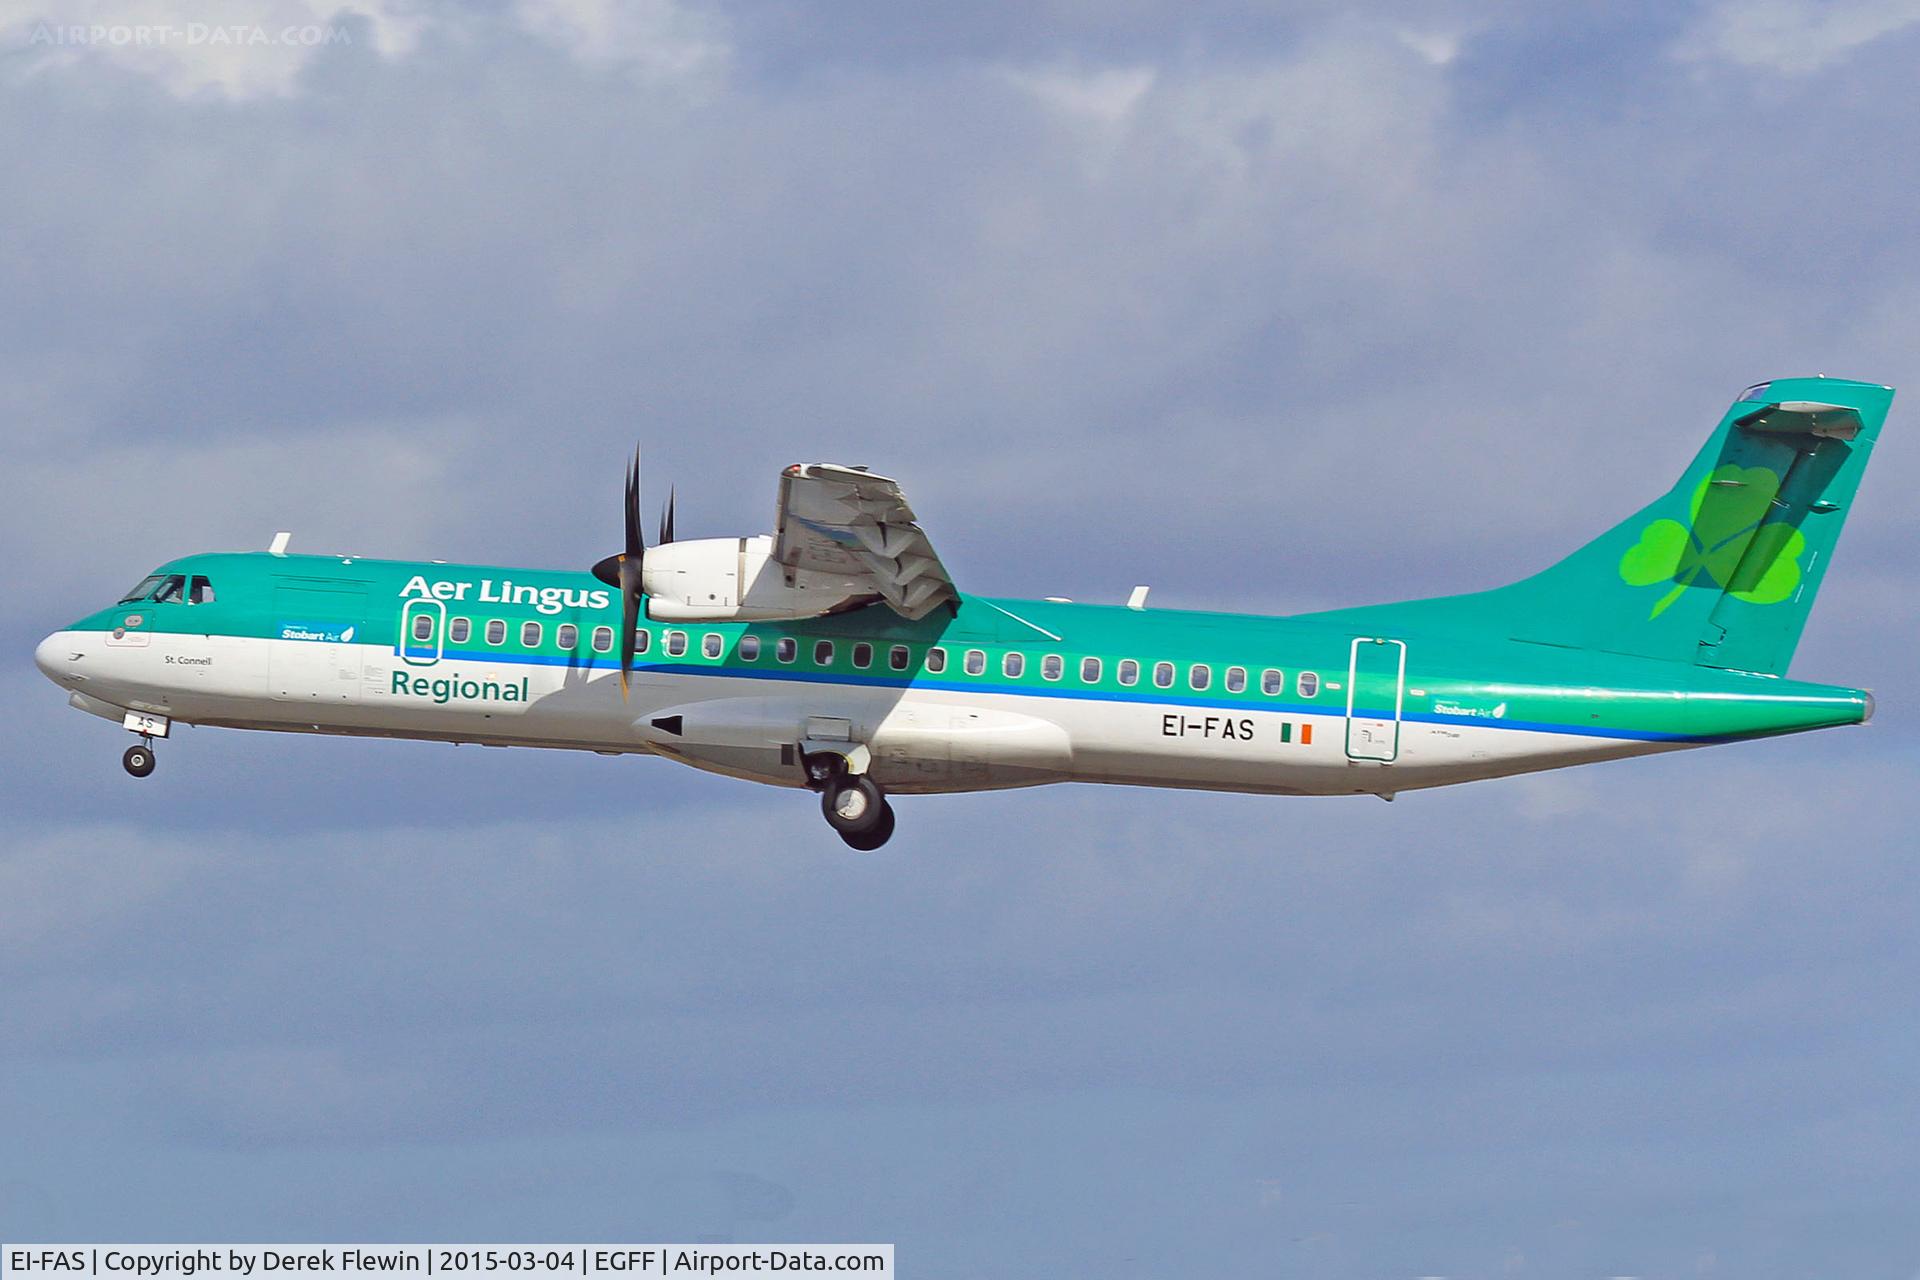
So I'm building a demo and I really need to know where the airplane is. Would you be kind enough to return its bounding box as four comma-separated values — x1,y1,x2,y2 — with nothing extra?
32,376,1887,850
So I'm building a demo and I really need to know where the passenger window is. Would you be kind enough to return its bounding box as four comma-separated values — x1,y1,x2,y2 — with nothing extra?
449,617,471,644
412,614,435,642
1118,659,1139,686
1004,652,1025,678
1153,661,1174,689
1261,668,1284,695
889,645,910,671
964,649,986,675
119,575,165,604
666,630,687,657
1042,654,1063,680
1298,671,1319,697
521,621,542,647
634,628,651,654
740,634,761,661
558,623,579,650
486,619,506,645
1226,666,1246,693
592,626,613,653
1189,664,1211,691
703,633,722,659
776,637,797,663
927,647,947,673
188,576,215,604
1081,657,1101,683
150,575,185,604
814,640,834,666
853,642,872,668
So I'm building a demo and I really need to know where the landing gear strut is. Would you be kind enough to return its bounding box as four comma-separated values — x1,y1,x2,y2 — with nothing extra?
123,740,156,778
805,752,896,850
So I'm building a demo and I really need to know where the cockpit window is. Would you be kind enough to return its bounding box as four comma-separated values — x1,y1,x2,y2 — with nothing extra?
188,575,215,605
119,575,165,603
149,575,186,604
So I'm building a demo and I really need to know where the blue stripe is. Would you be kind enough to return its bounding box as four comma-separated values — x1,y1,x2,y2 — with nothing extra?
407,644,1726,745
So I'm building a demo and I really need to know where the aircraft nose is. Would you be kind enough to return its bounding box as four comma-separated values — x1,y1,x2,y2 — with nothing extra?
34,631,70,685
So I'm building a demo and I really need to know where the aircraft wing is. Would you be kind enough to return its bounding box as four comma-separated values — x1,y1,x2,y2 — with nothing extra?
773,463,958,620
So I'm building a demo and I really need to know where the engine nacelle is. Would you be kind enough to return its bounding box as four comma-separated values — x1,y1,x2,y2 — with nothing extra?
642,535,876,621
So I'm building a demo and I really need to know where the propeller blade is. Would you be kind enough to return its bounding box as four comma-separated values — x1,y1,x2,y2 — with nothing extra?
592,450,648,590
625,449,644,560
619,559,639,700
619,449,645,701
658,486,677,545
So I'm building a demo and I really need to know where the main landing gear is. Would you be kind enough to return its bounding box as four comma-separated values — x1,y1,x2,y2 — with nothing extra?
805,753,896,851
123,740,156,778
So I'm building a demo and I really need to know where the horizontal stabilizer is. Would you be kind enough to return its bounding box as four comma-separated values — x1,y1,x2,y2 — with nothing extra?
1735,399,1862,440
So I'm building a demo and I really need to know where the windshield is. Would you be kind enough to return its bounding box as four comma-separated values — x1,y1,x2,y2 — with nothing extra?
118,575,165,603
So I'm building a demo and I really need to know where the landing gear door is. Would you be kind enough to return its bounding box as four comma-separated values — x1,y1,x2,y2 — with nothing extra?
400,598,445,667
1345,637,1407,763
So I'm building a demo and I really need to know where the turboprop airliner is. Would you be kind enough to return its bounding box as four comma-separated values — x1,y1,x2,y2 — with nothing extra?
33,377,1886,849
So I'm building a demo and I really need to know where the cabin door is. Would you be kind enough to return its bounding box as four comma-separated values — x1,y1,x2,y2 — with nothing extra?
270,581,369,701
1344,637,1407,763
399,597,446,667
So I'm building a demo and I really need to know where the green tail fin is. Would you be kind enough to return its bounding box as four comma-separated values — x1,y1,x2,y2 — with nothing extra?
1312,376,1892,675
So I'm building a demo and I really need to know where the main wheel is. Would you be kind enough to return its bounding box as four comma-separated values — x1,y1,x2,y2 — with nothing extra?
123,744,156,778
838,800,896,851
821,773,884,836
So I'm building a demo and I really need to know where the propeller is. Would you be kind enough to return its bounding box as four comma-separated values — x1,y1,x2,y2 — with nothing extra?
658,486,677,546
590,448,647,700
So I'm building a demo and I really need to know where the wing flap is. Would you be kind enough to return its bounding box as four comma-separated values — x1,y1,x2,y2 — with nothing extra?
775,464,958,619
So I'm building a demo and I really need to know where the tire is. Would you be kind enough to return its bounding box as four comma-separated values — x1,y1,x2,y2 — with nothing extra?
123,744,156,778
821,773,884,836
838,801,896,851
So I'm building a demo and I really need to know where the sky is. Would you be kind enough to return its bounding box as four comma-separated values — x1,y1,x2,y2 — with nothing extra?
3,0,1920,1274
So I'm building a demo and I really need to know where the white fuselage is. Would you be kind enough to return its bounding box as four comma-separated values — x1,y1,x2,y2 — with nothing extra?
37,627,1680,798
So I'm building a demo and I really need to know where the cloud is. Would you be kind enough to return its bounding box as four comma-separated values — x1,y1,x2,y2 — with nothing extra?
2,419,474,626
5,746,1912,1118
3,10,1914,623
0,0,424,98
513,0,729,81
0,0,726,99
1394,24,1471,66
1003,61,1156,129
1673,0,1920,73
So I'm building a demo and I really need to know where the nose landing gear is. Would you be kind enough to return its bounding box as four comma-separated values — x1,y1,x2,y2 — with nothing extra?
123,741,156,778
118,711,169,779
805,752,896,850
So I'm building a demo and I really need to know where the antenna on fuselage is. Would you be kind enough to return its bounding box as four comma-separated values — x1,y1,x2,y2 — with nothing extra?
268,532,291,556
1127,585,1150,610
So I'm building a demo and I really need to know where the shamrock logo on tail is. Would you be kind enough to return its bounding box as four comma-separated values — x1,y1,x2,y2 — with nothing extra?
1618,464,1808,617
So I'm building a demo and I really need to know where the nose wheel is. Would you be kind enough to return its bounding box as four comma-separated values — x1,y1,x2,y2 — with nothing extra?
807,754,896,850
123,741,156,778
